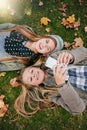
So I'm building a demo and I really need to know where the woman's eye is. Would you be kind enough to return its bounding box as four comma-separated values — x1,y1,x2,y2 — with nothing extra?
30,77,32,82
46,40,49,43
30,69,33,74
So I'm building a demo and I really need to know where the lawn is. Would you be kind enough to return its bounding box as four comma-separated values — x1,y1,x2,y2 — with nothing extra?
0,0,87,130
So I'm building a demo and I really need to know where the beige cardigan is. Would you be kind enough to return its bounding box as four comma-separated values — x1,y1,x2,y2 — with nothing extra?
46,47,87,115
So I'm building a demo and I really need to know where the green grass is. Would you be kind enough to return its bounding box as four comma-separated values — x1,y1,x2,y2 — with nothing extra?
0,0,87,130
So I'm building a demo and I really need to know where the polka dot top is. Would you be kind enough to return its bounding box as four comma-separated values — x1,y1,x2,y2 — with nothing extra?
4,30,37,57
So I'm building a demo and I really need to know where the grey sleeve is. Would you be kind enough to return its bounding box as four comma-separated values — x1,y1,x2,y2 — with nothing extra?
69,47,87,64
49,47,87,64
50,82,86,115
0,23,16,30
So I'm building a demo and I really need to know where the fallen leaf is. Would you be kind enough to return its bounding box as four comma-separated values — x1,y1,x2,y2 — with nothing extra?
84,26,87,32
39,1,43,6
78,0,83,5
67,15,75,23
62,12,66,17
0,104,9,117
0,72,6,77
40,17,51,26
64,42,70,48
74,37,84,47
73,18,80,28
58,2,67,12
45,27,50,32
61,18,68,26
10,77,20,88
0,95,9,117
0,95,5,108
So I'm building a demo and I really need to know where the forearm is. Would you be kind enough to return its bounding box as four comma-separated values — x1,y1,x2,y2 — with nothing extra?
0,25,18,33
69,47,87,64
0,23,16,30
57,82,85,114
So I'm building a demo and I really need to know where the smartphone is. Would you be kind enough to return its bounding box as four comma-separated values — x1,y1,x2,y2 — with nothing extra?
45,57,57,69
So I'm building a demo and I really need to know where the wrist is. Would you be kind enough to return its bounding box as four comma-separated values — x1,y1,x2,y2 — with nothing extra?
56,82,66,88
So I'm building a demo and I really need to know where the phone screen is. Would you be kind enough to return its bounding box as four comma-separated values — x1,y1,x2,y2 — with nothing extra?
45,57,57,69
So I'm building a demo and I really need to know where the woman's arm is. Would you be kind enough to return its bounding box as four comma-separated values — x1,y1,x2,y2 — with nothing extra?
69,47,87,64
51,47,87,65
0,23,16,30
57,82,85,115
51,64,86,115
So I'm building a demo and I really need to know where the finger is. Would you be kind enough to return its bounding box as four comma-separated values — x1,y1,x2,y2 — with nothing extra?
58,66,66,76
52,64,57,74
63,52,70,64
57,52,65,64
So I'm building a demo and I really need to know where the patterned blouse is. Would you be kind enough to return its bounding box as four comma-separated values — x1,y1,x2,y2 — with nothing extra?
5,30,34,57
4,30,40,65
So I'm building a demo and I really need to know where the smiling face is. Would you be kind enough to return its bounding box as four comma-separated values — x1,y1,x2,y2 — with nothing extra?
22,67,45,86
35,38,56,54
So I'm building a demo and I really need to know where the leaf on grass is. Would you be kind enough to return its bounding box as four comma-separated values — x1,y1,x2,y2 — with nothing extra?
67,15,75,23
61,15,80,29
58,2,67,12
0,96,5,108
78,0,83,6
61,18,68,26
73,37,84,47
62,12,66,17
84,26,87,32
0,104,9,117
0,95,9,117
0,72,6,77
73,18,80,28
10,77,20,88
40,17,51,26
39,1,43,6
64,42,70,48
45,27,50,32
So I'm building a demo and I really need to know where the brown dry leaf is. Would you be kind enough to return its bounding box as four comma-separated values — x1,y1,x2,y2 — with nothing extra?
0,95,5,108
62,12,66,17
58,2,67,12
74,37,84,47
84,26,87,32
40,17,51,26
61,18,68,26
73,18,80,28
39,1,43,6
0,72,6,77
78,0,83,5
0,104,9,117
45,27,50,32
64,42,70,48
10,77,20,88
0,95,9,117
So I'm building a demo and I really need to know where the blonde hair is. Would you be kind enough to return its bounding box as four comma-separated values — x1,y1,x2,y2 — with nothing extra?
14,66,57,117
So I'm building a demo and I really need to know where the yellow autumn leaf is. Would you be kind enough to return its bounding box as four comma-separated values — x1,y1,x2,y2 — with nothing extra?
67,15,75,23
40,17,51,26
74,37,84,47
0,72,6,77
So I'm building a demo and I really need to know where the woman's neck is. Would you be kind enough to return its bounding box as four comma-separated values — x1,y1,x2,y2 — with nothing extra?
25,41,38,54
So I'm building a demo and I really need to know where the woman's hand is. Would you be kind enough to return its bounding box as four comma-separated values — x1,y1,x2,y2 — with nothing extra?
57,51,74,65
52,64,67,86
